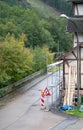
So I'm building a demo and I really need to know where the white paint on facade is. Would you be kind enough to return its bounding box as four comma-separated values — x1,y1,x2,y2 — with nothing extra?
74,33,83,47
74,4,83,16
81,48,83,57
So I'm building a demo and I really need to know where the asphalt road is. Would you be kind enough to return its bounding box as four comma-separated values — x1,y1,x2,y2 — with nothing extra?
0,72,82,130
51,108,79,130
0,72,65,130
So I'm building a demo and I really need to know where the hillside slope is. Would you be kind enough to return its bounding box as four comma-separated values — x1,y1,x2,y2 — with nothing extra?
26,0,59,18
40,0,73,16
0,0,59,18
0,0,31,8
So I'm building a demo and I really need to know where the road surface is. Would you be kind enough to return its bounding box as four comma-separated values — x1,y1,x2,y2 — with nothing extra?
0,72,66,130
0,72,81,130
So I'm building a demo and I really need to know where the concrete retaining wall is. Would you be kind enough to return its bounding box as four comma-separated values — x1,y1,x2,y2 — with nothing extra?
0,70,45,97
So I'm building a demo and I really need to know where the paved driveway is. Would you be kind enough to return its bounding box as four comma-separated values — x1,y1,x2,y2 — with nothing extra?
0,73,65,130
64,117,83,130
0,72,82,130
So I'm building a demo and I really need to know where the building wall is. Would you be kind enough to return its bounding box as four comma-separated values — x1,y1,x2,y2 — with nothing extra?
65,60,76,88
73,3,83,47
81,48,83,89
64,48,83,90
62,1,83,105
74,4,83,16
74,33,83,47
81,61,83,88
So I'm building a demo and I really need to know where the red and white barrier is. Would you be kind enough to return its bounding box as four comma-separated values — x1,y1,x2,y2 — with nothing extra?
41,91,45,109
41,88,51,110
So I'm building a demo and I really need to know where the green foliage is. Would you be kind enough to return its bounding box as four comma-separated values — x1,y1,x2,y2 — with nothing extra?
26,0,58,18
0,2,55,48
0,1,72,55
41,0,73,16
65,108,83,117
32,46,54,71
0,35,34,88
0,0,31,8
0,35,54,88
41,18,72,56
0,0,73,88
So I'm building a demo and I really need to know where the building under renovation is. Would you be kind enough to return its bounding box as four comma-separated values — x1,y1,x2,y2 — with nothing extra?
59,0,83,106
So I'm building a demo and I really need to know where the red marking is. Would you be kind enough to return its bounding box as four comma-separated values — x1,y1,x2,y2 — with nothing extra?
44,87,51,96
41,98,44,103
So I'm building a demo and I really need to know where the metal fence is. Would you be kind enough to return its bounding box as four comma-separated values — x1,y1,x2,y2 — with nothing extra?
44,70,63,110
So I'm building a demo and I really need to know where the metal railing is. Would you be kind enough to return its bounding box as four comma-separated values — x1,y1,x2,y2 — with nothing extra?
0,70,45,98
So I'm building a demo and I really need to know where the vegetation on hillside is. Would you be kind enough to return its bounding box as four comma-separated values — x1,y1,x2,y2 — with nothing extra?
0,0,31,8
0,0,72,88
26,0,59,18
0,1,72,53
0,34,54,88
41,0,73,16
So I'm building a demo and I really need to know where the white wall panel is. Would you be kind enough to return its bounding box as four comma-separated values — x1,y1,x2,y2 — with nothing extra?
75,4,83,15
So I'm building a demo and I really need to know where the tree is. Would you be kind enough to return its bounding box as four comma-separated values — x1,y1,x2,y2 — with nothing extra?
41,0,73,16
0,1,72,58
40,18,72,55
32,46,54,71
0,34,34,88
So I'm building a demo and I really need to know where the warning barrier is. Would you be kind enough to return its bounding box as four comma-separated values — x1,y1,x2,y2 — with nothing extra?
41,91,45,109
44,87,51,96
41,87,51,110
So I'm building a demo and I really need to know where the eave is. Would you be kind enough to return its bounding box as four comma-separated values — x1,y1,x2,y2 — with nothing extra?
67,18,83,32
56,42,83,61
68,0,83,4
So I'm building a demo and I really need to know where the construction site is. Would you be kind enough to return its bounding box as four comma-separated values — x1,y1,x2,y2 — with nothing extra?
58,0,83,109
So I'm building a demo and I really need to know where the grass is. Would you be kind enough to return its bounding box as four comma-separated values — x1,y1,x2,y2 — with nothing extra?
48,66,62,72
64,108,83,117
26,0,59,18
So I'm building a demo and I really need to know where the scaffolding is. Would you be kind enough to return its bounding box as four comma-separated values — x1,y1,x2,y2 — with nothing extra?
63,65,76,106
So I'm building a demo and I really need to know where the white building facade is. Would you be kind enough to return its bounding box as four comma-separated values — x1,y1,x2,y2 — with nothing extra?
59,0,83,105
